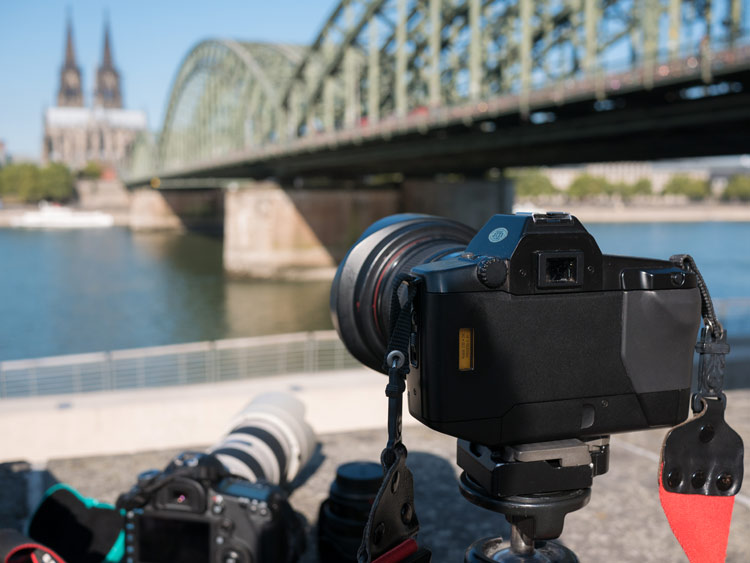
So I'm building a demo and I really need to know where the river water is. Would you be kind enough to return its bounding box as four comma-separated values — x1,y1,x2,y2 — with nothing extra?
0,222,748,362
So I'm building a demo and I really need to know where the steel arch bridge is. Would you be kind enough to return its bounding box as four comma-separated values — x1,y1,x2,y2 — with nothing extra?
127,0,750,184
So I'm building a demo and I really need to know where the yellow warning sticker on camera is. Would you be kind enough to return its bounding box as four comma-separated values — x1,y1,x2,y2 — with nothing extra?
458,328,474,371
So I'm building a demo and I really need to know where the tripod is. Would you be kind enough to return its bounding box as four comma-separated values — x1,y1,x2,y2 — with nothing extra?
456,437,610,562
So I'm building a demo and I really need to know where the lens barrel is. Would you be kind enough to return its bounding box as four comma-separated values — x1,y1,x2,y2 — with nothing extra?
330,214,475,373
208,392,317,487
318,461,383,563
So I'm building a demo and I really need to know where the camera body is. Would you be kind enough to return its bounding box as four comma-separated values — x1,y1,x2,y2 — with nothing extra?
120,452,304,563
403,212,701,446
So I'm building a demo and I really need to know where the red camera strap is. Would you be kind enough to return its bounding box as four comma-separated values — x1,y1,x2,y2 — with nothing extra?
659,484,734,563
0,529,67,563
659,256,743,563
658,397,742,563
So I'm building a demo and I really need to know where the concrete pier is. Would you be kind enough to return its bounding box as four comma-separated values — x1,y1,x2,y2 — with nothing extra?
129,187,223,232
223,181,398,278
402,176,515,229
126,175,517,277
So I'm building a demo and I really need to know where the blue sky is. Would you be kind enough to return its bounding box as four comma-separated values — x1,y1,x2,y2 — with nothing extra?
0,1,334,160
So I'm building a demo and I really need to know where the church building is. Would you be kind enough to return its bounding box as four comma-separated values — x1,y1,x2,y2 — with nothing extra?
42,19,147,172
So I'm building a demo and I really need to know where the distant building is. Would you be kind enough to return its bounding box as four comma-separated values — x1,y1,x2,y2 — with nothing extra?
543,162,709,193
42,18,147,172
0,140,7,166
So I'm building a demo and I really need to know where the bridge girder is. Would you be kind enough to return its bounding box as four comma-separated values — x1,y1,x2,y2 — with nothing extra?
127,0,747,183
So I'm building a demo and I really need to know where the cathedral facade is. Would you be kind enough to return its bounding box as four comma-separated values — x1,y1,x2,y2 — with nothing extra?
42,19,147,172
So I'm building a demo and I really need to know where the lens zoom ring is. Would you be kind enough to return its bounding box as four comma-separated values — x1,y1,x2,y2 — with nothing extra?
229,426,288,479
211,447,267,482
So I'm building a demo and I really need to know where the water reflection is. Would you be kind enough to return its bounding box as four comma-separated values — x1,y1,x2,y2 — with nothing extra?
0,228,332,361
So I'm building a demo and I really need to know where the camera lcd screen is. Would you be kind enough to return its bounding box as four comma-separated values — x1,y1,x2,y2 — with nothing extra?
137,514,210,563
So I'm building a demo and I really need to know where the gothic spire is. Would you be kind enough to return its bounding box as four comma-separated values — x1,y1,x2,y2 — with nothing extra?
57,14,83,107
102,16,113,69
64,17,77,68
94,15,122,108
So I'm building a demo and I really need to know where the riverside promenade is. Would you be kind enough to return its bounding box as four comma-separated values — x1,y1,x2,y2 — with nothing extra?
1,368,749,562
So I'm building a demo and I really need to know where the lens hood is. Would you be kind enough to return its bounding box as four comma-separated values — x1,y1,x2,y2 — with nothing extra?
330,214,475,373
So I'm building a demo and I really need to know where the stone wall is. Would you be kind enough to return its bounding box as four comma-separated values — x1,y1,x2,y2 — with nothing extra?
76,179,131,210
402,177,514,229
224,181,399,278
129,188,223,232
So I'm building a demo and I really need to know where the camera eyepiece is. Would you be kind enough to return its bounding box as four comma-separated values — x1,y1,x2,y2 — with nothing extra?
330,214,475,373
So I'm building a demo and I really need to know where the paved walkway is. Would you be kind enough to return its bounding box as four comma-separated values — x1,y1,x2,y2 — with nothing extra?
1,371,748,561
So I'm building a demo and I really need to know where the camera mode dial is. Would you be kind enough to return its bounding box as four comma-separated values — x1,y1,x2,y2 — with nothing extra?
476,257,507,288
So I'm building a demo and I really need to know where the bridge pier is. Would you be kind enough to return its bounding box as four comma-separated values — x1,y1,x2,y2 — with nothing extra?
129,187,224,232
402,176,515,229
223,180,399,279
128,175,514,278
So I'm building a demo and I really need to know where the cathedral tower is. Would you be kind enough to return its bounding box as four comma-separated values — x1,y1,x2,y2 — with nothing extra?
94,20,123,108
57,18,84,107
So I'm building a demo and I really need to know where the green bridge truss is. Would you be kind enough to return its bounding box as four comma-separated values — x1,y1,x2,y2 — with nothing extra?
127,0,747,181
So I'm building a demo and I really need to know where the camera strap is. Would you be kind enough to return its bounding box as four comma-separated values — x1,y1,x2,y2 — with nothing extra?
0,529,67,563
358,277,431,563
659,255,744,563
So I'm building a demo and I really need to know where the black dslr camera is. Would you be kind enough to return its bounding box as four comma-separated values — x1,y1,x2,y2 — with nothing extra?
117,393,317,563
332,213,735,563
118,452,303,563
331,212,701,446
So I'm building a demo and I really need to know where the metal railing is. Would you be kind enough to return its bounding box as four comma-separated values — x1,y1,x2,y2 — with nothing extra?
0,331,362,399
1,299,749,400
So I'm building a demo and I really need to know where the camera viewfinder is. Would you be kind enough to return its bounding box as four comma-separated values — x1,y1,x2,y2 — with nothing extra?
537,251,584,288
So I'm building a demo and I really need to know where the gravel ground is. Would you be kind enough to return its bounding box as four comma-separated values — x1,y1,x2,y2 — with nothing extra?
2,391,749,562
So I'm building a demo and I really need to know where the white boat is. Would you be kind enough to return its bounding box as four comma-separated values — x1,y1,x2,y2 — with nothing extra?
9,202,115,229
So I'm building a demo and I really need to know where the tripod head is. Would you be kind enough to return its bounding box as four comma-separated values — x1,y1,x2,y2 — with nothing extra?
457,438,610,562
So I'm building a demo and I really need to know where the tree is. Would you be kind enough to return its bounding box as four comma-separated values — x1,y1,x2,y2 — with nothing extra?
0,162,74,202
629,178,652,196
722,175,750,201
509,169,559,197
39,163,75,201
0,163,39,202
662,175,710,200
567,174,611,199
609,178,653,200
80,161,103,179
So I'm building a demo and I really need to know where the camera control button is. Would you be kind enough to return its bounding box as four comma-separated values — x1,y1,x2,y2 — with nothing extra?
477,257,507,288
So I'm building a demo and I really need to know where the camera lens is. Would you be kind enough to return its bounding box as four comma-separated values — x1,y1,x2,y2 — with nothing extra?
208,392,317,487
318,461,383,563
330,214,475,373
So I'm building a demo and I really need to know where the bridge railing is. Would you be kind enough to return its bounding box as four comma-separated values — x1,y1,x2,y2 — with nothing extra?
0,331,362,399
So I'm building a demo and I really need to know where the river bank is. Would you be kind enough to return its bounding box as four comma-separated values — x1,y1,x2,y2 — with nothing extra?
514,200,750,222
2,201,749,230
0,206,130,227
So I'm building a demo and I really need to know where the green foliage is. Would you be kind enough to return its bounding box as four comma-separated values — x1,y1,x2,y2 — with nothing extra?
39,163,75,201
510,170,559,197
662,175,710,201
80,161,103,179
722,175,750,201
0,162,75,202
0,163,39,201
567,174,612,199
628,178,652,196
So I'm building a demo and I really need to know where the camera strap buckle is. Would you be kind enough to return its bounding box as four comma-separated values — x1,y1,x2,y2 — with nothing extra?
661,254,744,563
358,351,428,563
357,278,431,563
